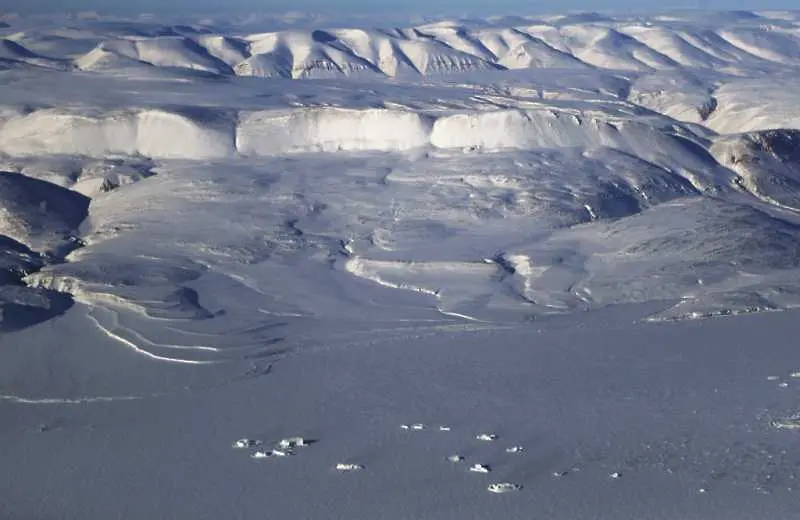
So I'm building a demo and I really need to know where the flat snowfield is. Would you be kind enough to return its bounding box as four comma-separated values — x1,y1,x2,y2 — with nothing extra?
1,8,800,519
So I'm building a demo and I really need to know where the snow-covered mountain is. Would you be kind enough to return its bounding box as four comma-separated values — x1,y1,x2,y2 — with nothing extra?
1,11,798,78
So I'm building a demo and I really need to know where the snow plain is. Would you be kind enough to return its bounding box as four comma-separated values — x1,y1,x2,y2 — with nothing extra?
1,8,800,519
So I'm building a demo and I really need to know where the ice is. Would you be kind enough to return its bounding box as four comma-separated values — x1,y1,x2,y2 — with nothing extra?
771,417,800,430
335,463,364,472
232,438,261,449
270,449,293,457
487,482,522,493
277,437,307,449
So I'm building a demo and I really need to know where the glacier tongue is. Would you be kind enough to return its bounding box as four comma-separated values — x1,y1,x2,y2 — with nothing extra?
0,9,799,341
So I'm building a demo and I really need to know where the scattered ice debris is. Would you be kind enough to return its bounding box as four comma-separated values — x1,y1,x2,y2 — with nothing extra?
488,482,522,493
251,451,271,459
505,446,524,454
278,437,307,449
469,464,491,474
476,433,497,441
232,438,261,449
439,426,451,432
336,463,363,472
609,472,623,479
447,454,464,463
771,416,800,430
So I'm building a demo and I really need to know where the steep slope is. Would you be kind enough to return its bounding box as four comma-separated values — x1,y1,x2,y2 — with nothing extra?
619,26,730,69
499,37,588,70
0,171,88,254
0,38,65,69
77,36,233,74
712,129,800,212
705,77,800,134
0,108,236,159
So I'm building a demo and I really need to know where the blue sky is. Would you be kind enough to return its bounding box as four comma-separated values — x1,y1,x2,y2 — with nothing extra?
5,0,798,15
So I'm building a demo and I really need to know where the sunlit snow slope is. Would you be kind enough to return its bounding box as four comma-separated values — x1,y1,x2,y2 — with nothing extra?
1,10,800,361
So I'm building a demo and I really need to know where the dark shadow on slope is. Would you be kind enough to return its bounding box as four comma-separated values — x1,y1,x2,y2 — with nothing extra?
311,30,337,44
176,37,235,75
0,39,42,60
759,129,800,162
0,290,73,333
0,172,90,236
145,287,216,320
168,25,214,36
0,235,44,285
0,174,89,333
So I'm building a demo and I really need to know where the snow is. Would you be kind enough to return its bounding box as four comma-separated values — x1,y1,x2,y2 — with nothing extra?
2,8,800,520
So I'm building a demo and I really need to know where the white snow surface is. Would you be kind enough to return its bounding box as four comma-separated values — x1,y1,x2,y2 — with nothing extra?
2,9,800,520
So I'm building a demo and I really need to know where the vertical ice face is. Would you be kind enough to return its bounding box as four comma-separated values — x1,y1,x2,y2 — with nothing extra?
237,108,432,155
0,108,235,159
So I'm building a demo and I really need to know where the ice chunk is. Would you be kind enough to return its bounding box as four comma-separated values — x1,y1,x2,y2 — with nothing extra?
772,416,800,430
232,438,261,449
335,463,364,472
488,482,522,493
270,449,293,457
476,433,497,441
469,464,491,473
278,436,307,449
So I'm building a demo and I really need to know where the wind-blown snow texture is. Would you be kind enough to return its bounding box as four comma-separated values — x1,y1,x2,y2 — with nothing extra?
2,9,800,520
